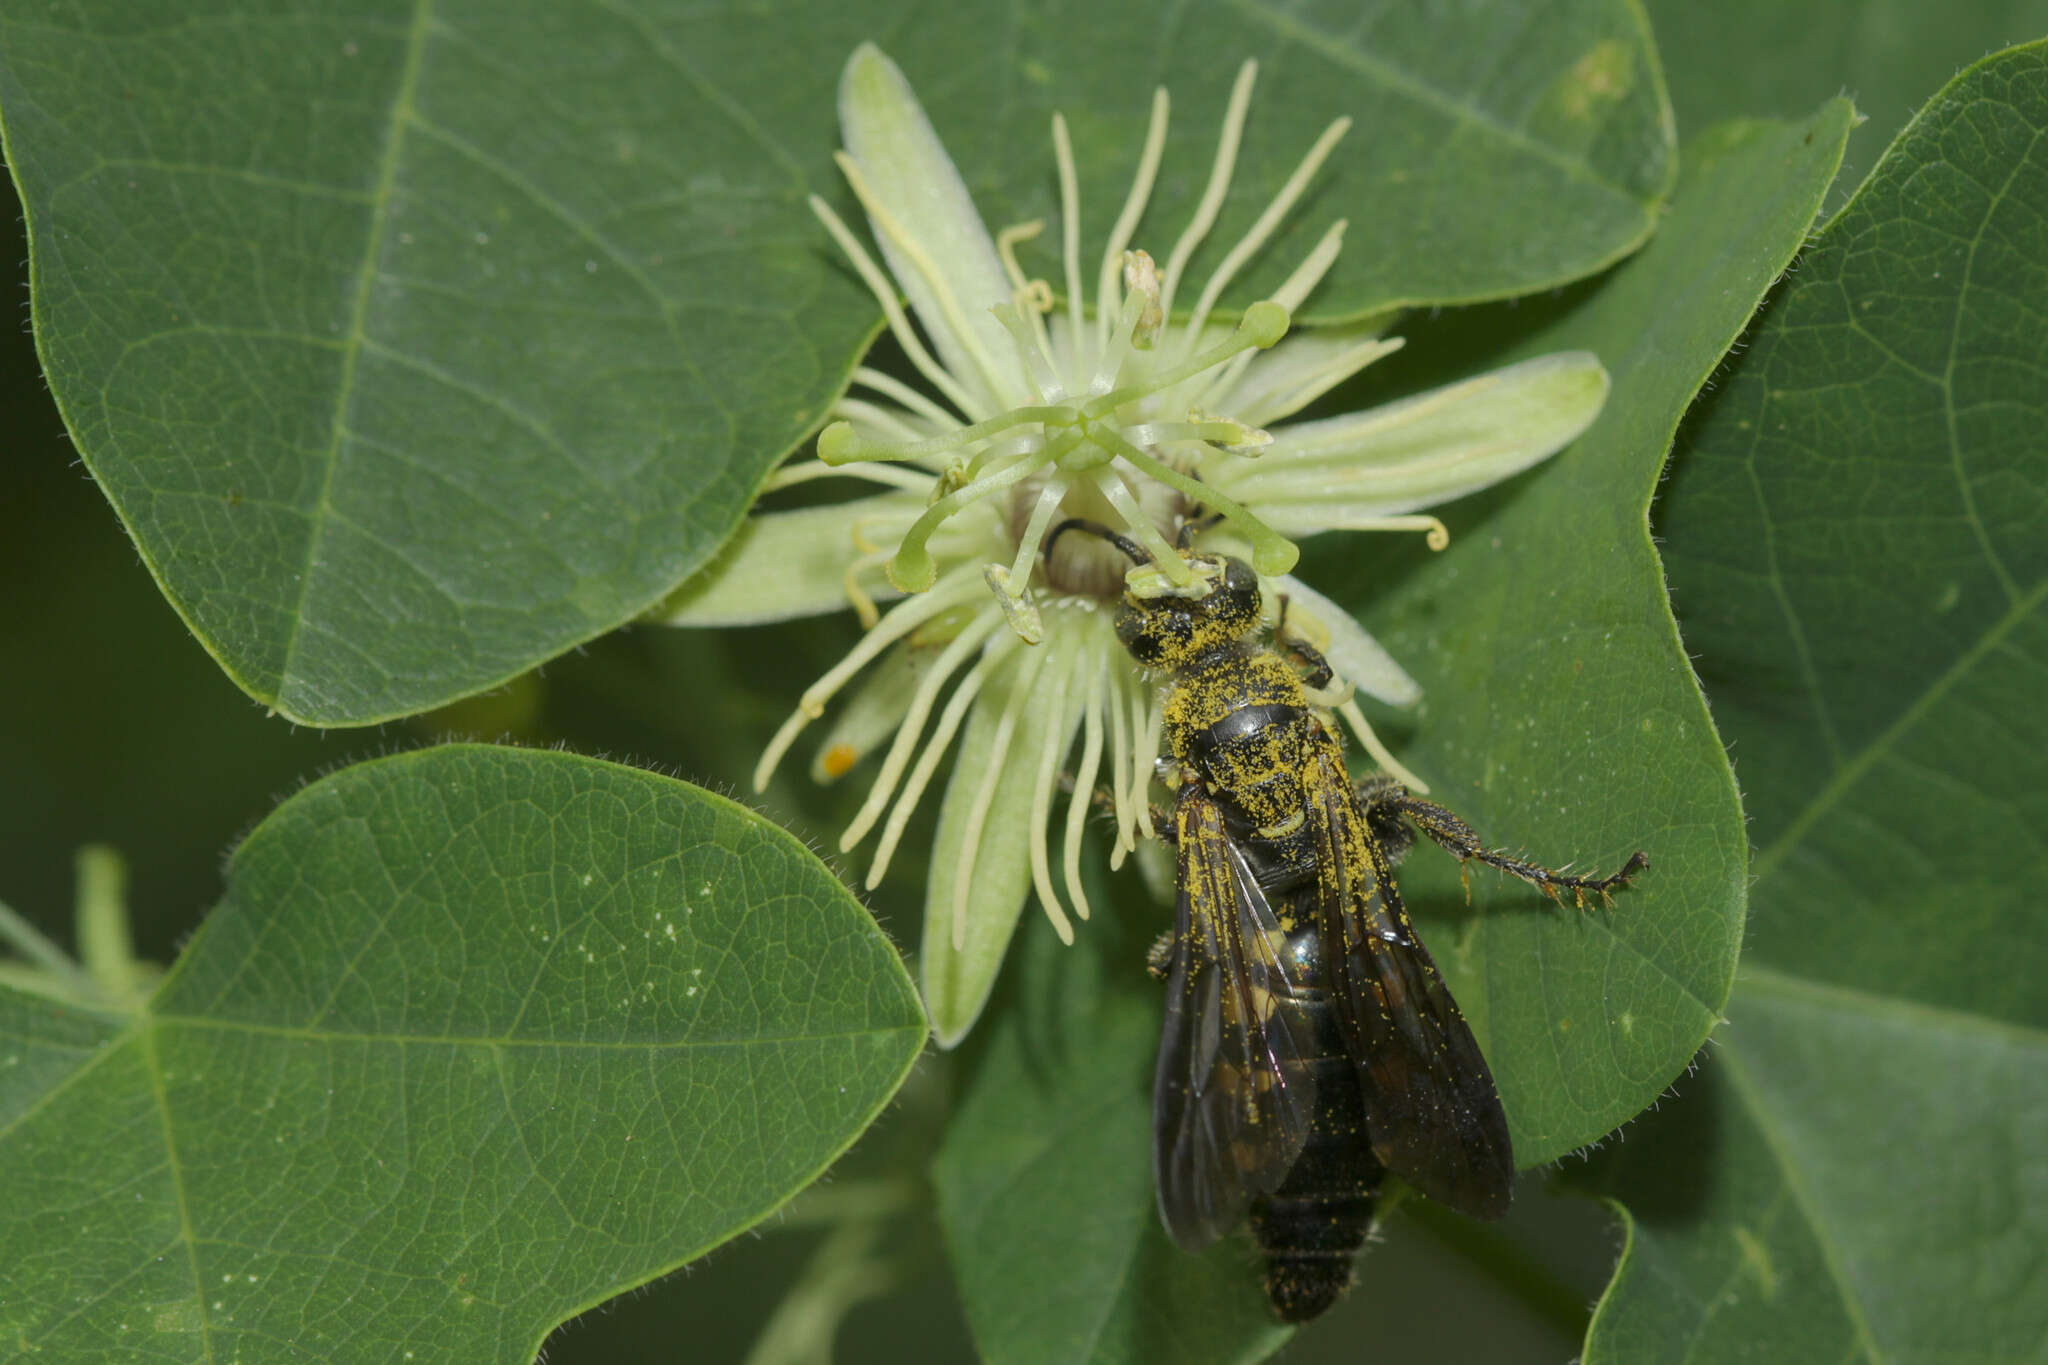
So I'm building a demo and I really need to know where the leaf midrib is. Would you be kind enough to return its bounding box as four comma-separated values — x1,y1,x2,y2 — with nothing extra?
138,1015,217,1363
1738,965,2048,1047
152,1011,926,1051
1711,966,2048,1364
1752,577,2047,883
274,0,436,707
1716,1038,1889,1365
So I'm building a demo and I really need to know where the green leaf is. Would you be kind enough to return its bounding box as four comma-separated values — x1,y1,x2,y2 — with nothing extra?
934,909,1291,1365
0,745,925,1361
1315,101,1853,1164
1646,0,2048,193
1580,42,2048,1363
0,3,881,726
902,0,1677,318
0,0,1674,725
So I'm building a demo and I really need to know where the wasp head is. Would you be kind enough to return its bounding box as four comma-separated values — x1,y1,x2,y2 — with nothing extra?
1115,554,1264,669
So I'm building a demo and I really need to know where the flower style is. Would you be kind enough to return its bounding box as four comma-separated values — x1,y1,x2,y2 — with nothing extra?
657,45,1610,1044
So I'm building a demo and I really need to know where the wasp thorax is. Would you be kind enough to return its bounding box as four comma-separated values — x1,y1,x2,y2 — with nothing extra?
1115,554,1264,669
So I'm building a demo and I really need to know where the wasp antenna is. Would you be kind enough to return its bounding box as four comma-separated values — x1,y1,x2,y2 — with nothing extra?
1043,517,1151,566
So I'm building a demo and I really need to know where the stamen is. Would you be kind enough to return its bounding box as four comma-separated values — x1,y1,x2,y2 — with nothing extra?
891,447,1058,592
753,567,981,791
1119,419,1270,452
839,608,1004,849
1091,271,1155,396
1062,655,1106,922
1096,429,1300,576
810,195,983,419
1091,468,1195,585
867,632,1022,886
982,568,1044,648
1338,697,1429,794
1083,301,1288,416
764,457,930,494
992,302,1060,403
1051,113,1087,391
825,397,931,449
1095,88,1171,360
950,643,1051,950
1025,635,1082,942
1004,477,1072,599
834,152,1021,411
1158,59,1257,327
1125,252,1164,350
1179,117,1351,353
818,403,1067,467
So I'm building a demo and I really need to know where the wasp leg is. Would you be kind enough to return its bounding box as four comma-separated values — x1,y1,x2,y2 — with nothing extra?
1145,930,1176,980
1354,773,1649,906
1054,769,1175,847
1272,595,1336,691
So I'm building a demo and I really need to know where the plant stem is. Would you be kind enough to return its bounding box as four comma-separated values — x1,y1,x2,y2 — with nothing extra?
742,1218,897,1365
75,845,144,1007
0,895,93,994
772,1177,919,1229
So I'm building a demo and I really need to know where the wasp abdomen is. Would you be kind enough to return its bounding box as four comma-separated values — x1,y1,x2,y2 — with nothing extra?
1247,920,1385,1322
1248,1048,1383,1322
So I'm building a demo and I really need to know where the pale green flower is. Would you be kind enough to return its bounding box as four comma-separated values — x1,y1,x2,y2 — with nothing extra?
657,45,1609,1044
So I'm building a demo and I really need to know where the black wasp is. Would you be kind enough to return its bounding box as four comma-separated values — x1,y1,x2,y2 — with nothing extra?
1052,520,1647,1322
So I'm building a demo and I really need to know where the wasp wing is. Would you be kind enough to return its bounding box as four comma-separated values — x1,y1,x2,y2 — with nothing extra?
1153,783,1318,1251
1303,743,1515,1220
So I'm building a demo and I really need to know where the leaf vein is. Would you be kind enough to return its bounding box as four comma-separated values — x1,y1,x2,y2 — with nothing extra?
1754,578,2047,882
275,0,437,707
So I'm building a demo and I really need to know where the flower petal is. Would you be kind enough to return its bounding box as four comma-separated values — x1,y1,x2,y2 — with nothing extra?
1214,319,1403,427
839,44,1018,414
921,647,1082,1046
1213,352,1610,535
649,492,917,627
1269,573,1422,707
